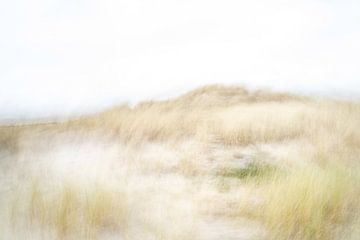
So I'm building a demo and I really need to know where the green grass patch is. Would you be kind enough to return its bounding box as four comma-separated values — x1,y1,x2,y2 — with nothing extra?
218,161,279,181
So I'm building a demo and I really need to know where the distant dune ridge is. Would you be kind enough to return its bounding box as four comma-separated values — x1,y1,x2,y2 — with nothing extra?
0,85,360,240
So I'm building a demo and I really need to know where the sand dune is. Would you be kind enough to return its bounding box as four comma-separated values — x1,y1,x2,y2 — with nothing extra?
1,85,359,239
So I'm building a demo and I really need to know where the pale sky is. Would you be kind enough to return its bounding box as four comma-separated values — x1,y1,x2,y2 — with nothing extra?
0,0,359,120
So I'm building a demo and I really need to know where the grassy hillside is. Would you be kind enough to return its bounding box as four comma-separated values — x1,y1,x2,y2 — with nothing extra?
1,85,360,239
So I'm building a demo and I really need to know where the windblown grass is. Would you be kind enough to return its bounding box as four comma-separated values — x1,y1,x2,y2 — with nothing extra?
7,178,197,240
10,180,129,238
257,164,360,240
1,85,360,239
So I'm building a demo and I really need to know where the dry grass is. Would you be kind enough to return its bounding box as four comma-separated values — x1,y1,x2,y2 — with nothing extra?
1,85,360,239
9,180,129,238
5,177,198,240
256,164,360,240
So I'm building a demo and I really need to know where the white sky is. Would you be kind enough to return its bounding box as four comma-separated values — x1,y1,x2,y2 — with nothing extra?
0,0,359,119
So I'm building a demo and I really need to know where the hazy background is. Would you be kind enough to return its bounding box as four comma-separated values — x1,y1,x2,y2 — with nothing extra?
0,0,359,120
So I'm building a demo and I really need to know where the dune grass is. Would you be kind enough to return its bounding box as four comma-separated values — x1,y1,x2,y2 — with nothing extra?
1,85,360,239
256,164,360,240
10,180,129,238
7,178,197,240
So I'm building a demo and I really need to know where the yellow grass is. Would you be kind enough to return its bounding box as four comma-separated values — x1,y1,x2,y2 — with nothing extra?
255,164,360,240
6,178,197,239
9,180,128,237
0,85,360,239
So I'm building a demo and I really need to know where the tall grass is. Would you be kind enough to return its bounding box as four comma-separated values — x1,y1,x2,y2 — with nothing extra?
7,178,197,240
253,164,360,240
11,181,129,238
1,85,360,239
